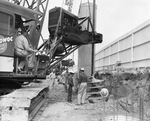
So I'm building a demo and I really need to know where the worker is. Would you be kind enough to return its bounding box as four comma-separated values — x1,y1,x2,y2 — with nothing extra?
73,71,80,95
49,69,56,89
14,30,37,70
67,71,74,102
14,30,37,57
63,68,69,92
77,68,88,105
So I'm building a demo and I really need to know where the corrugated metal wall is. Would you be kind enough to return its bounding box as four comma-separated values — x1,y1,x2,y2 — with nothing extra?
95,20,150,71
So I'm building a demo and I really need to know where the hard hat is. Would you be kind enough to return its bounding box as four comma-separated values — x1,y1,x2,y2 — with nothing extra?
80,67,85,71
100,88,109,97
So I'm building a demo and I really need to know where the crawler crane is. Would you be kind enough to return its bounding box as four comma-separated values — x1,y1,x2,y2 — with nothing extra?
0,0,102,88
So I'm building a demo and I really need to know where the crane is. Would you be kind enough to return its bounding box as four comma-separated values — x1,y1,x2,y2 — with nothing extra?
0,0,102,87
38,6,102,69
0,0,49,86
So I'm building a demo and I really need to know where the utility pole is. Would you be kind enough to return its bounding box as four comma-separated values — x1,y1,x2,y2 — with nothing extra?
91,0,96,76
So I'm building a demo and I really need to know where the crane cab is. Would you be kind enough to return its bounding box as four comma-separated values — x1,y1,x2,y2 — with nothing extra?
0,9,15,73
0,1,45,84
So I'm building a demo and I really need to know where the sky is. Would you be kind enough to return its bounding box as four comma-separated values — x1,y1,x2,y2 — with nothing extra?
41,0,150,53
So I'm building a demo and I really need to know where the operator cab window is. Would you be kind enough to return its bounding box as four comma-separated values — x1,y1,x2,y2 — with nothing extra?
0,11,13,36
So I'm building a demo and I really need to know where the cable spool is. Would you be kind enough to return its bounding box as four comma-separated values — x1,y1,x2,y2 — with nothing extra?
100,88,109,97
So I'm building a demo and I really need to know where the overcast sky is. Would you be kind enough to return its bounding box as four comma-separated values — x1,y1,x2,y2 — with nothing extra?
41,0,150,53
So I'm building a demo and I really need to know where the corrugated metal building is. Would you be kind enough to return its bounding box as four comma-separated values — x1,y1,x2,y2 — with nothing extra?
95,20,150,72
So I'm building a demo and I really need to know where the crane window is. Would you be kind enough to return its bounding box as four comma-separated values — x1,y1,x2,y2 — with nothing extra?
0,11,13,36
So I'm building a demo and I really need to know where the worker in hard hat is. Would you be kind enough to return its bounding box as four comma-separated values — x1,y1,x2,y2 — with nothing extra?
67,71,74,102
77,68,88,105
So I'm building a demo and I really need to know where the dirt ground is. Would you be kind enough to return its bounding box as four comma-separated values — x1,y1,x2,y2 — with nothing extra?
37,82,104,121
32,80,142,121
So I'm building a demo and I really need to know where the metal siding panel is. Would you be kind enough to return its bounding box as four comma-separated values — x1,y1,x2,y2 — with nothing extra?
121,62,132,68
120,49,131,63
95,54,99,60
99,51,104,58
95,52,101,61
133,42,150,61
99,58,104,67
133,59,150,67
104,57,109,66
111,42,118,54
110,54,117,64
95,60,100,68
119,36,132,51
104,47,109,56
134,25,150,46
96,67,103,71
95,58,103,70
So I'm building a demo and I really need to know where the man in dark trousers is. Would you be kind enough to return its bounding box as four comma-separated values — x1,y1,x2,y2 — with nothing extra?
77,68,88,105
67,71,74,102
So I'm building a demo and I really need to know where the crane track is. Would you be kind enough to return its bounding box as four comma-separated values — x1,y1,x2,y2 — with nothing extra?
29,87,49,121
0,80,49,121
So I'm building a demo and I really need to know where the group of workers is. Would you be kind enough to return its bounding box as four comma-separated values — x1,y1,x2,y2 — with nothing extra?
47,67,88,105
67,67,88,105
